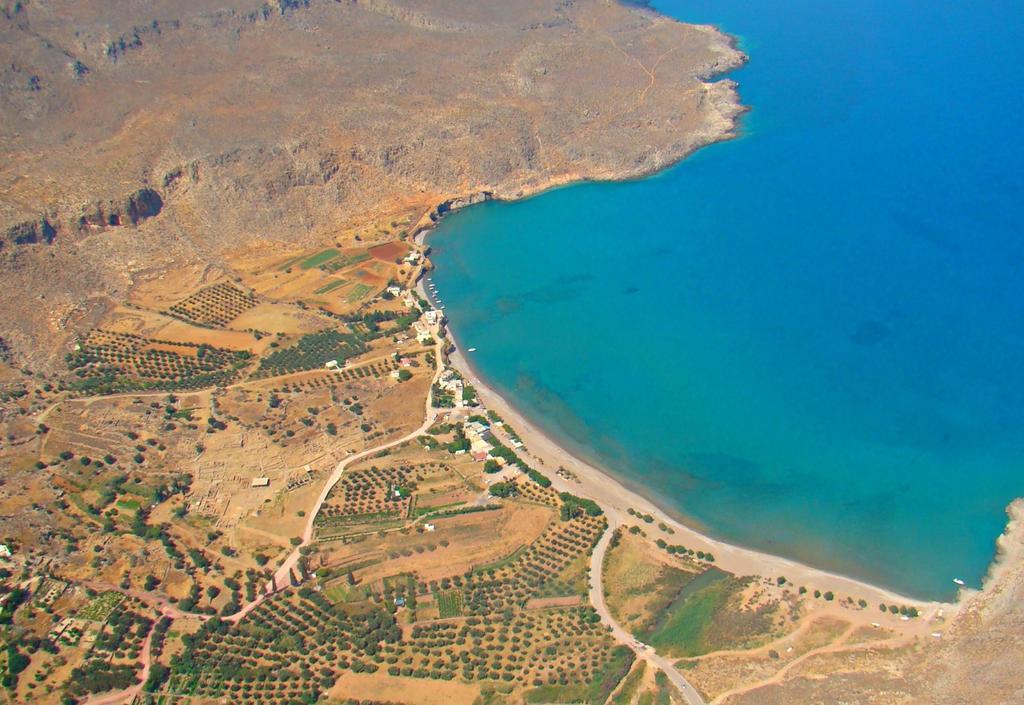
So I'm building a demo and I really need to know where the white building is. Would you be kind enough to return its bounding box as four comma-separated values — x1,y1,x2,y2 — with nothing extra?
413,320,433,344
465,421,490,439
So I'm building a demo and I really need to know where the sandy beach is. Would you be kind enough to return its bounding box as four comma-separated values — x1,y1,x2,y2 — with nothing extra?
417,274,960,621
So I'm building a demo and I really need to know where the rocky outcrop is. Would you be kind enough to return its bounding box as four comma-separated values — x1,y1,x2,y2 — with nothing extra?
76,188,163,231
1,186,165,252
162,162,200,191
431,192,494,221
105,20,181,63
242,0,312,24
3,217,56,248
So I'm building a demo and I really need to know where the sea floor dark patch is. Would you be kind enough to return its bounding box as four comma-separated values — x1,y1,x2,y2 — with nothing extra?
850,320,891,346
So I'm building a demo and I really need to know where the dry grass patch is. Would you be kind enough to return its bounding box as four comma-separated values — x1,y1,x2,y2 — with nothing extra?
329,670,480,705
603,529,699,637
323,501,554,584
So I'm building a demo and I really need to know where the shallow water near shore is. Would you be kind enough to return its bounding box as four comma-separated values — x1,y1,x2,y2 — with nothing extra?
430,0,1024,601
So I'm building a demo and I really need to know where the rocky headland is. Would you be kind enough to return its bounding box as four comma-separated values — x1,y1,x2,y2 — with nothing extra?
0,0,744,369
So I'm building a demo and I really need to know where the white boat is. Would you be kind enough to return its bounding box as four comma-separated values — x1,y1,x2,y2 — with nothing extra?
952,578,965,586
467,347,477,352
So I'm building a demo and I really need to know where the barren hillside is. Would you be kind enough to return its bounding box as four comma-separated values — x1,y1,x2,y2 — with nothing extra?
0,0,744,369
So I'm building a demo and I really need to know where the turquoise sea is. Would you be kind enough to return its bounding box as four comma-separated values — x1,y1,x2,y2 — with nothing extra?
429,0,1024,601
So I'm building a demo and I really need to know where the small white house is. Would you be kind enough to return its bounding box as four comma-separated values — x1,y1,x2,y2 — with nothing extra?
424,523,436,532
0,545,11,559
324,359,339,370
251,477,270,488
386,285,402,297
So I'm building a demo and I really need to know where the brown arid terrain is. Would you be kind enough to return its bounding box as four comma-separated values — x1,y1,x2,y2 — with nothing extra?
703,502,1024,705
0,1,1022,705
0,0,744,372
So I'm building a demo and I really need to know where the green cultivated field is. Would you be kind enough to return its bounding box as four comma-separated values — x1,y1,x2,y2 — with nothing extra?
322,252,370,272
300,249,340,269
76,591,124,622
435,589,464,618
345,283,374,302
314,279,347,295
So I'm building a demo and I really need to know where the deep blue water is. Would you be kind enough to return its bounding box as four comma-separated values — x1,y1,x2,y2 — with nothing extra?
429,0,1024,601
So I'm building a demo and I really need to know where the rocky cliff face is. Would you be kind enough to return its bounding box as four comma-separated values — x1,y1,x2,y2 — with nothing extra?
2,187,164,252
3,218,56,248
0,0,745,368
75,188,164,231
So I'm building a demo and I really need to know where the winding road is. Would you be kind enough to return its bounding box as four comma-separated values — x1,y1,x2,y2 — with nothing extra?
589,513,708,705
229,337,446,623
78,332,703,704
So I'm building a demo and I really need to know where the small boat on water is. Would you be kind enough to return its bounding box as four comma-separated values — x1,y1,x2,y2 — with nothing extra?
952,578,965,586
467,347,477,352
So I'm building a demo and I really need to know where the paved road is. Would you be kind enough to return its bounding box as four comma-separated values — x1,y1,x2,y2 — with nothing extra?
589,514,709,705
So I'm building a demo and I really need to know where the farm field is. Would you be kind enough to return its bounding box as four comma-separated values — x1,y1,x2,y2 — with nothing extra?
299,248,341,269
75,591,124,622
314,279,348,295
65,329,252,394
152,478,625,705
0,232,933,705
232,244,416,316
329,671,480,705
103,306,263,351
166,281,259,327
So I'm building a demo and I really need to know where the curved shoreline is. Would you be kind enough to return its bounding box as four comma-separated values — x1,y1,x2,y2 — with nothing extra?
417,274,958,617
400,0,973,620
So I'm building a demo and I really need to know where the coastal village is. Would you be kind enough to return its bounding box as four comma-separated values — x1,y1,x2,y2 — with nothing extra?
0,0,1020,703
0,224,971,705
